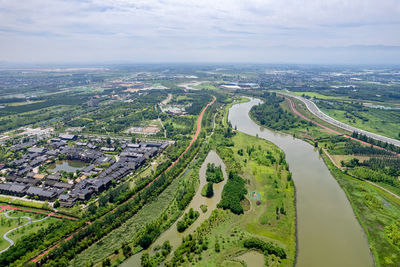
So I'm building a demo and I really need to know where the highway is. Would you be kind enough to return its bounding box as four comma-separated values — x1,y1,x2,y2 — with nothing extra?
278,92,400,148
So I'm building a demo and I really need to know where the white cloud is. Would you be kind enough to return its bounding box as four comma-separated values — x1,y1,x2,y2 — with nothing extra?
0,0,399,63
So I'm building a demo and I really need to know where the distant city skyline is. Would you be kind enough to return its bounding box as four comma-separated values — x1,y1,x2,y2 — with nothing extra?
1,0,400,64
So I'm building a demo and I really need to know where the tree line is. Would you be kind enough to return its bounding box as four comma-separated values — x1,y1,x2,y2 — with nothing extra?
250,92,310,131
217,171,247,214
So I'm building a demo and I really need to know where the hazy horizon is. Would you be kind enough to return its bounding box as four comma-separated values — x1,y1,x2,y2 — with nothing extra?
1,0,400,64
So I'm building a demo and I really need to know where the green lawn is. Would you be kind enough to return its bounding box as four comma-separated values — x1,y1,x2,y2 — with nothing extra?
0,214,24,251
8,212,58,242
0,211,58,252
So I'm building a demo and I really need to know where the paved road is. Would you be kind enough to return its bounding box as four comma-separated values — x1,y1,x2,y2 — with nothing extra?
0,211,49,254
278,92,400,148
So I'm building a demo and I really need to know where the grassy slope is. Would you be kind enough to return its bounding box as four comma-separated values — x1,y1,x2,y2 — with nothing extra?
196,132,296,267
192,82,220,91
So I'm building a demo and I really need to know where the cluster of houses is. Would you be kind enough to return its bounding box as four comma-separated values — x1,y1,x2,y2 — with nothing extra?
0,134,170,207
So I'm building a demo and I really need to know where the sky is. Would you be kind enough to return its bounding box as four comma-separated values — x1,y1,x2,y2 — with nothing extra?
1,0,400,64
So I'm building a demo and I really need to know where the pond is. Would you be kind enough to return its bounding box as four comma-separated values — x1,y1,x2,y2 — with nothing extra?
48,160,87,173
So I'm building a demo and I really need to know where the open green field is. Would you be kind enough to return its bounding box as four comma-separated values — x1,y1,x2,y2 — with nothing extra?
0,214,24,251
6,100,46,107
0,197,50,210
192,82,220,91
321,107,400,140
0,211,58,252
7,211,58,242
293,91,347,100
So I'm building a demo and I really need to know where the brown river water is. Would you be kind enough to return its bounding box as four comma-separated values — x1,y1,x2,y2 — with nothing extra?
228,98,373,267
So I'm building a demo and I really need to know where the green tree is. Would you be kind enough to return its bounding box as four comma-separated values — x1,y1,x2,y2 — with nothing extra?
88,203,97,215
139,234,152,249
205,182,214,198
122,243,132,257
53,199,60,208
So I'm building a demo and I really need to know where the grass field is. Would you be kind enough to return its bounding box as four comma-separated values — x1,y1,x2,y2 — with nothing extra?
0,210,58,252
0,214,23,251
292,91,347,100
329,154,371,167
0,196,50,210
321,107,400,140
192,82,220,91
196,132,296,266
7,100,46,107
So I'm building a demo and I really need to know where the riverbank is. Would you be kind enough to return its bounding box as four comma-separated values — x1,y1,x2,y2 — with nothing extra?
231,97,373,267
250,95,400,266
321,153,400,266
161,129,296,266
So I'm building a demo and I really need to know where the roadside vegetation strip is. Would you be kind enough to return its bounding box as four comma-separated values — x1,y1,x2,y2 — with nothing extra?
283,92,400,148
286,96,399,156
0,205,77,221
30,96,216,264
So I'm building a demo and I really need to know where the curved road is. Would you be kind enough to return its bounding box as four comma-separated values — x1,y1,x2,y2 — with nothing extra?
0,211,48,253
278,92,400,148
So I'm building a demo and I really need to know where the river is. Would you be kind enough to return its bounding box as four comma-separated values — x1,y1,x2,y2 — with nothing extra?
228,98,374,267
